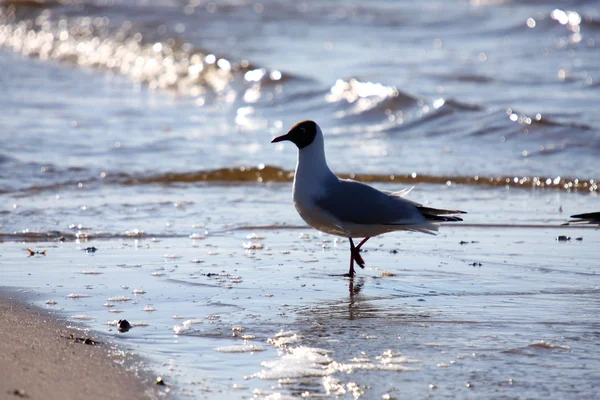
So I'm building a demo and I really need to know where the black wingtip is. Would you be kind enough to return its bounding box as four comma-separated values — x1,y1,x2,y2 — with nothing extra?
416,206,466,222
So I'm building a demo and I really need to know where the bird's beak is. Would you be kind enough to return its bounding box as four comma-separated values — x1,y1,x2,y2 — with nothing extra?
271,133,289,143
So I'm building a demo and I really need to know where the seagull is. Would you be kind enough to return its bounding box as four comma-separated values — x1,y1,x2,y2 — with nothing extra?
272,120,466,277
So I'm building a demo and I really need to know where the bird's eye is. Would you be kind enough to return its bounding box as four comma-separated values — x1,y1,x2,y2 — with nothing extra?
300,128,306,133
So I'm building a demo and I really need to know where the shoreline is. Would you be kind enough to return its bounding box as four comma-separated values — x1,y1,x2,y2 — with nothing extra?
0,290,167,400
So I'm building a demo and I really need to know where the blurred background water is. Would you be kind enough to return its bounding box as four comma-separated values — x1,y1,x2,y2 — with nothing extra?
1,0,599,238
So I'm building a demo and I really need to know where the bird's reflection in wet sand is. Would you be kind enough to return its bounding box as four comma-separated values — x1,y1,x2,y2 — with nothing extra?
348,277,365,301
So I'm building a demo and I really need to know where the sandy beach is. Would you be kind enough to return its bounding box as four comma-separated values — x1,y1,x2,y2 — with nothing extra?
0,292,165,400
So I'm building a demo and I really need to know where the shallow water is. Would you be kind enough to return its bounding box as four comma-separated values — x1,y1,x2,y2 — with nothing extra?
2,183,600,398
1,0,599,398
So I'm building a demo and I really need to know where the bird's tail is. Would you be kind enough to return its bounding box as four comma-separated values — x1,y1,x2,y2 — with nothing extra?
417,206,466,222
562,212,600,225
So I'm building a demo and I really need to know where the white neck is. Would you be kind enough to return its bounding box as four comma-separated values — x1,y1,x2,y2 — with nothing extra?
293,125,336,192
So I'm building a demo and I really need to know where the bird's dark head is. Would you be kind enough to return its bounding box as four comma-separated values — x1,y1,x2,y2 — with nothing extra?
271,120,318,149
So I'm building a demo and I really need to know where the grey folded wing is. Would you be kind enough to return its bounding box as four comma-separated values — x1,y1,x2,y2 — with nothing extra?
314,179,465,225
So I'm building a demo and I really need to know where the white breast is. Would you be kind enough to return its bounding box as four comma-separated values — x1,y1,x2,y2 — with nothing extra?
291,131,346,236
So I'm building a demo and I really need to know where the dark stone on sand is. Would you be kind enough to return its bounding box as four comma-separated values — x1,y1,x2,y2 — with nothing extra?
556,236,571,241
10,388,28,398
118,319,132,333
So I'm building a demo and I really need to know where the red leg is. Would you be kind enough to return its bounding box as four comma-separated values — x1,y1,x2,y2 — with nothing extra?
353,237,371,268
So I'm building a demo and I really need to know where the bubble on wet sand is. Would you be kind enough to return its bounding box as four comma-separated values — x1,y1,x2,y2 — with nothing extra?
67,293,91,299
246,233,264,240
216,344,265,353
71,314,95,320
132,289,146,295
164,254,183,259
173,319,203,334
243,241,264,250
125,229,145,237
78,270,103,275
250,390,297,400
45,300,57,305
107,296,132,302
143,305,156,312
323,376,366,398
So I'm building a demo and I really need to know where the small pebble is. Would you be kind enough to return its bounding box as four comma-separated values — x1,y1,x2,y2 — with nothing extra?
556,236,570,241
118,319,132,333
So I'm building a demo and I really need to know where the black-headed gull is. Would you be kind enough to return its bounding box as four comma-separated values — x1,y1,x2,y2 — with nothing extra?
272,120,466,277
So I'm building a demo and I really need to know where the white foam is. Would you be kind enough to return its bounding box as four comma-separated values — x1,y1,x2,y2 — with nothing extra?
267,330,303,347
255,346,332,380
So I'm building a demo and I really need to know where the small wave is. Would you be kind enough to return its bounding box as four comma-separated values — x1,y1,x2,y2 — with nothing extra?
323,79,483,135
4,165,598,197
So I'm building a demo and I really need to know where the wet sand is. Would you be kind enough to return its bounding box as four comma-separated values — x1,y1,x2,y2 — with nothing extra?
0,292,164,400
